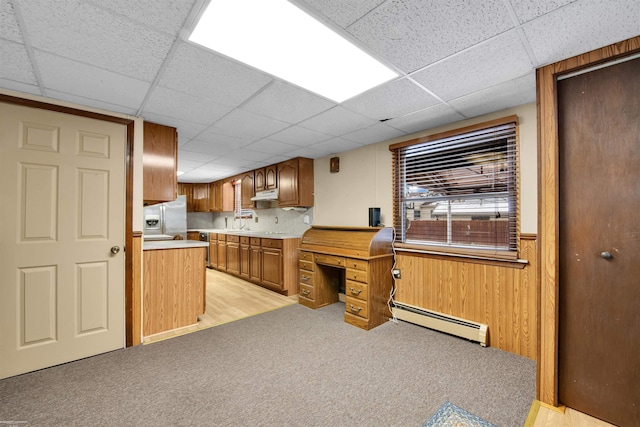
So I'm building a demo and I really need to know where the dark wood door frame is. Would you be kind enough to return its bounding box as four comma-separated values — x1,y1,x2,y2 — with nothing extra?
536,36,640,406
0,93,139,348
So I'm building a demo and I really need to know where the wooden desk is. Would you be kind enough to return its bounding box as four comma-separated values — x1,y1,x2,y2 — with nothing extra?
298,226,394,330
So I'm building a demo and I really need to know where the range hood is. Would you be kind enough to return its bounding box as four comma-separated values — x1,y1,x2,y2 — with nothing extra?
251,189,279,201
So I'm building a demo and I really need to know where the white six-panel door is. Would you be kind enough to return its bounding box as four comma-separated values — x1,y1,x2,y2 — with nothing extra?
0,102,125,379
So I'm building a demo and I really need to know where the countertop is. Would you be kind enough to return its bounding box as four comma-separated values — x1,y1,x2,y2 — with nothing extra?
143,239,209,251
187,229,302,239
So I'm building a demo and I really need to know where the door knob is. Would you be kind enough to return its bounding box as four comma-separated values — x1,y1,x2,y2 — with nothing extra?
600,251,612,260
111,246,121,254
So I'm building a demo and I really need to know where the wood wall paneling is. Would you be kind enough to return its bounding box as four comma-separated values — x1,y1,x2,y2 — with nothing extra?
536,35,640,407
393,236,537,359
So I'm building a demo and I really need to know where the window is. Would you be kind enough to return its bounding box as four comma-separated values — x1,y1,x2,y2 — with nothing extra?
233,180,253,219
390,117,518,259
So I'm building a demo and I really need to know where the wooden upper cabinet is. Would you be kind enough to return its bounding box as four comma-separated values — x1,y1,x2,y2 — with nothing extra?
177,183,194,211
192,183,209,212
277,157,314,207
143,122,177,204
265,164,277,190
255,168,266,193
241,171,255,209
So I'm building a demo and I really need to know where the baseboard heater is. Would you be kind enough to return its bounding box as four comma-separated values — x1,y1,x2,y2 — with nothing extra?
392,301,488,347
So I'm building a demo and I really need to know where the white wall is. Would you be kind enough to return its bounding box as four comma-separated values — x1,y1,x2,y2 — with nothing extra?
0,89,145,232
313,102,538,234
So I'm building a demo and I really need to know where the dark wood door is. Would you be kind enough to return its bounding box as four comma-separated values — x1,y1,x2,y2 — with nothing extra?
557,57,640,426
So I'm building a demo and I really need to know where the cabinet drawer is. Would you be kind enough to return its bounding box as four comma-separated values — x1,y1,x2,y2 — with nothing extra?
345,296,369,319
240,236,250,244
250,237,261,246
346,268,368,283
314,254,345,268
299,284,315,300
346,280,368,301
217,234,227,242
209,233,217,242
227,234,240,243
299,250,313,262
262,238,283,249
299,259,314,272
346,258,368,271
299,270,314,285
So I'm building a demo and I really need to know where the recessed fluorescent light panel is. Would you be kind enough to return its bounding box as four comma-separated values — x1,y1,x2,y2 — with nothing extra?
189,0,398,102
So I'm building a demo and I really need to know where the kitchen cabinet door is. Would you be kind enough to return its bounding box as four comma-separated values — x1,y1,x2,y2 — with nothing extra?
226,236,240,275
277,157,314,207
192,183,209,212
217,239,227,271
241,171,255,209
240,237,250,279
261,245,283,289
255,168,266,193
249,239,262,282
143,122,177,204
177,183,194,212
265,165,277,190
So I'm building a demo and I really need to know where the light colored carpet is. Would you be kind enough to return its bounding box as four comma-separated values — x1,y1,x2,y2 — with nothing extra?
0,303,535,426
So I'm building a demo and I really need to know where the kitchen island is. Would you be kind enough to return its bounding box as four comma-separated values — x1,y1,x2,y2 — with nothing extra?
143,239,208,337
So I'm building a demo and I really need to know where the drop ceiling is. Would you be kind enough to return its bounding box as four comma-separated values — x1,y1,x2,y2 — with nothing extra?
1,0,638,183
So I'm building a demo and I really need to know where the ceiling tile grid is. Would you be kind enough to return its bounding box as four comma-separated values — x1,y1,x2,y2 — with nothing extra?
2,0,638,183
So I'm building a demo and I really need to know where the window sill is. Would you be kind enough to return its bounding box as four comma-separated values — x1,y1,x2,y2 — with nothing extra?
393,243,528,269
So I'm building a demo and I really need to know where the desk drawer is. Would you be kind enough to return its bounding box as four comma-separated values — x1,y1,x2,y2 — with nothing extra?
346,268,368,283
299,259,314,272
346,258,368,271
299,270,314,285
262,238,283,249
299,251,313,262
314,254,345,268
346,280,368,301
345,296,369,319
299,284,315,301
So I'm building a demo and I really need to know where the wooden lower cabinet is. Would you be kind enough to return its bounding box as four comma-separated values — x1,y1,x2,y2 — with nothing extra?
217,235,227,271
211,234,299,296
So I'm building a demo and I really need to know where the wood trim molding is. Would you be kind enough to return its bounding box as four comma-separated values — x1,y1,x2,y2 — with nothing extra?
0,94,139,348
537,35,640,407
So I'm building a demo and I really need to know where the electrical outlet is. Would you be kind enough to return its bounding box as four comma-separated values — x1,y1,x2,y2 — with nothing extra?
254,216,258,223
392,269,401,279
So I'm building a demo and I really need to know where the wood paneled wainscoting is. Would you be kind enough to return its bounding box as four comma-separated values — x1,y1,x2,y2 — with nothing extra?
393,234,537,359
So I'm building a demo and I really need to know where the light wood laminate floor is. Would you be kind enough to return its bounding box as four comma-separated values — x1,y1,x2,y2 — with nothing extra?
145,270,610,427
144,268,298,344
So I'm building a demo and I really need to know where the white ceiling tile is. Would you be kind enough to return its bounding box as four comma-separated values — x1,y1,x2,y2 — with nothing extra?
159,42,273,106
244,139,300,155
294,0,386,28
386,104,465,134
226,149,272,163
142,113,209,141
449,74,536,118
523,0,640,67
44,89,138,115
261,154,290,165
286,146,332,159
176,159,203,172
411,30,533,101
0,1,23,42
0,79,41,96
342,123,405,145
178,150,218,163
342,77,439,121
266,126,332,146
309,137,362,154
347,0,514,72
240,81,335,124
211,109,290,140
143,86,234,126
19,0,173,81
180,136,246,158
298,106,377,136
0,40,37,84
509,0,579,24
85,0,196,35
35,51,150,110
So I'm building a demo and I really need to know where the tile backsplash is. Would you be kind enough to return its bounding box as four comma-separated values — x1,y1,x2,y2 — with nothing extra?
187,207,314,235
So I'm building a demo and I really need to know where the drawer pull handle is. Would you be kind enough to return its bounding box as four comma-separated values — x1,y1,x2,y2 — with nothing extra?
301,289,311,296
302,275,310,281
349,304,362,313
349,287,361,295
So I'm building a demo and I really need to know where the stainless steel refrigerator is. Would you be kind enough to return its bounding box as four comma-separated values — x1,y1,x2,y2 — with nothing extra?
143,195,187,240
